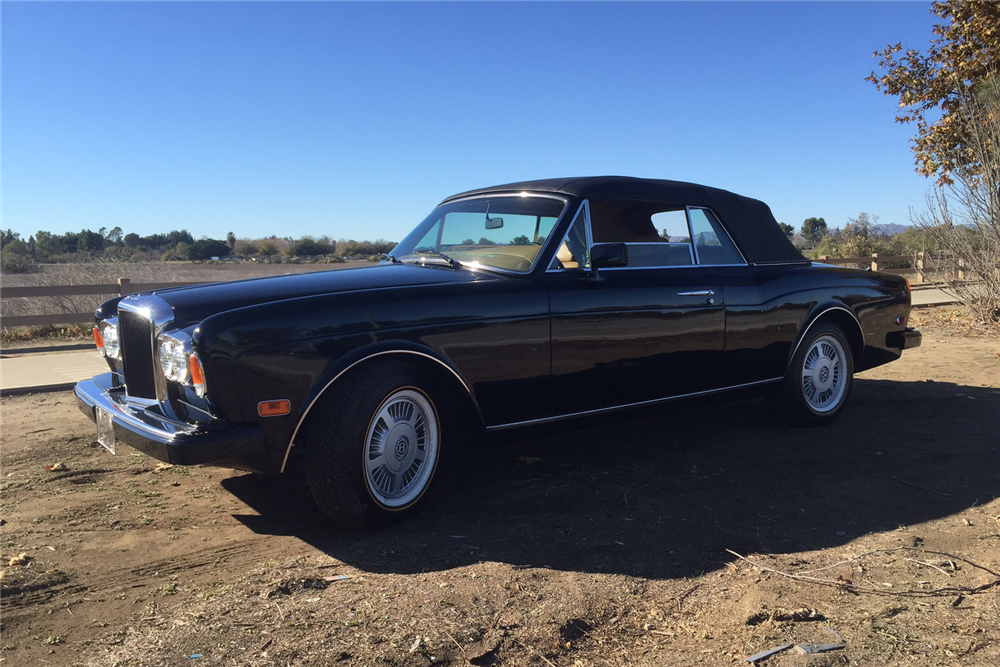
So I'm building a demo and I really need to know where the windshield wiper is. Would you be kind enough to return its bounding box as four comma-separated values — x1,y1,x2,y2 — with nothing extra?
402,251,461,270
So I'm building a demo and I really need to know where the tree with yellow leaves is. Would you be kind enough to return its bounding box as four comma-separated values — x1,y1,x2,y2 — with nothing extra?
868,1,1000,183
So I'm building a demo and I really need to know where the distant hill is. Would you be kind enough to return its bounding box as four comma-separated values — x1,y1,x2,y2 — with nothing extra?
874,223,909,236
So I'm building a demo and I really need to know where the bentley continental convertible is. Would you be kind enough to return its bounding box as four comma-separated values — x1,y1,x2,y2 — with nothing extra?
76,177,922,526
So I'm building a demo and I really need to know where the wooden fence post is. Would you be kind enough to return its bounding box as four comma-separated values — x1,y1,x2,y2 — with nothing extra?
118,278,132,296
871,253,880,272
916,252,925,284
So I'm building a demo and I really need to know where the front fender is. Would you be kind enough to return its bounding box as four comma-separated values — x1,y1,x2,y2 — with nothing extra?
278,341,479,472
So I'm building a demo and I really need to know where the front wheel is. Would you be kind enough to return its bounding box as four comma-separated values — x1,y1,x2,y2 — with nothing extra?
304,361,442,527
772,322,854,426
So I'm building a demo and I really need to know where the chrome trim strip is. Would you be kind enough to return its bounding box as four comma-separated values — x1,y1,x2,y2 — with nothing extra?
686,209,700,265
484,377,784,431
600,263,750,271
787,305,864,367
279,350,474,473
676,290,714,296
442,191,570,206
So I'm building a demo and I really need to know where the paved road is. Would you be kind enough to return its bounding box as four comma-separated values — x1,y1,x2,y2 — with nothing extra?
1,347,106,395
0,287,964,395
911,286,960,307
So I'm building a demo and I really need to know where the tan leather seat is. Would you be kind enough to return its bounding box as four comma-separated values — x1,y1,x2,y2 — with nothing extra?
556,242,579,269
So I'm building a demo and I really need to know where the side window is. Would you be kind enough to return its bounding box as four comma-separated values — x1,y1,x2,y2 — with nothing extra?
651,210,691,243
688,208,744,265
549,203,591,270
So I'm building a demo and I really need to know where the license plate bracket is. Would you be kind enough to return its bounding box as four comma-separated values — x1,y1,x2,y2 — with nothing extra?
96,406,116,455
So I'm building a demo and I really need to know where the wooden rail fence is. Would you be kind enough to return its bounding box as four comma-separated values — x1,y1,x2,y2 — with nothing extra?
0,254,959,329
0,278,202,328
817,252,973,285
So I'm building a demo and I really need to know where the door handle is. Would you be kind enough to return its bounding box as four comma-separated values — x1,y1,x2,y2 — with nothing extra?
676,290,715,296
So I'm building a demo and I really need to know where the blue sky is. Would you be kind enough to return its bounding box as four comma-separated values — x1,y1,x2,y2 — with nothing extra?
4,1,940,243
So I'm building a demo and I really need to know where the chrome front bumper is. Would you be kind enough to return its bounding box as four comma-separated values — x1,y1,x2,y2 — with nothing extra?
75,373,267,470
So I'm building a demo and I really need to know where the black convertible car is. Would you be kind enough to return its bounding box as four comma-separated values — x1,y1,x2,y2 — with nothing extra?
76,177,921,525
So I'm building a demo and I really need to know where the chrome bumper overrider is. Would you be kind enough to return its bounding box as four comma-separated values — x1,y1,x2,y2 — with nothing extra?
75,373,267,469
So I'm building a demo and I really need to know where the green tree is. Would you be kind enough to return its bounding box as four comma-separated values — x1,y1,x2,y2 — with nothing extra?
77,229,105,253
104,226,124,246
290,236,334,256
801,217,828,246
1,239,36,273
236,241,258,259
162,241,190,261
509,235,530,246
165,230,195,247
1,229,21,249
226,231,236,256
777,222,796,238
188,238,230,260
258,240,278,261
812,213,895,259
868,1,1000,182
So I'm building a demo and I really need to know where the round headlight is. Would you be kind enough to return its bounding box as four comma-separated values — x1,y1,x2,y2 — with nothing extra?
101,321,120,360
170,344,188,383
159,339,177,378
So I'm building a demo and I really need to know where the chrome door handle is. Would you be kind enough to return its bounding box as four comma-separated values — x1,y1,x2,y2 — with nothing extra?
676,290,715,296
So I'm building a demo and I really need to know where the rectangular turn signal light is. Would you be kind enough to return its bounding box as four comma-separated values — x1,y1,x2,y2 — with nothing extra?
258,400,291,417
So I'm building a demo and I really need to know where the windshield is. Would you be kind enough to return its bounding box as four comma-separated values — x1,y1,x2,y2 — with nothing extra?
389,195,567,273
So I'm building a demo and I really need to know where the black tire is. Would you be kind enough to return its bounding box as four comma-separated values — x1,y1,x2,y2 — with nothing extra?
772,321,854,427
304,360,443,527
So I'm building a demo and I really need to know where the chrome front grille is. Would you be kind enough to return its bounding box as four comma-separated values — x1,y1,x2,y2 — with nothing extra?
119,309,157,399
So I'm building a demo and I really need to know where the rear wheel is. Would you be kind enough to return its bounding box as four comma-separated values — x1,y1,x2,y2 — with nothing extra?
772,322,854,426
305,361,442,527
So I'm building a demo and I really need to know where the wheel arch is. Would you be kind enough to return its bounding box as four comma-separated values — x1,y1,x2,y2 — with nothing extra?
280,345,483,472
787,304,864,373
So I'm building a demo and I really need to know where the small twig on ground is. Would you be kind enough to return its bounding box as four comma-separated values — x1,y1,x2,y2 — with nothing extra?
444,630,465,654
891,475,952,496
726,548,1000,598
670,583,702,610
795,549,896,575
727,550,854,588
907,558,954,577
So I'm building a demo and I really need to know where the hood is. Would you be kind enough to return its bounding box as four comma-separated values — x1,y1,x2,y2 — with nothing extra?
131,264,494,329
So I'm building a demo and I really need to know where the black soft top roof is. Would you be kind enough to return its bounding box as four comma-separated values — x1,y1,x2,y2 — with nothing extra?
443,176,807,265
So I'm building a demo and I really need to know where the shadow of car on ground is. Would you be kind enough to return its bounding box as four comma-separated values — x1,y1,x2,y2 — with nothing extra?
223,378,1000,581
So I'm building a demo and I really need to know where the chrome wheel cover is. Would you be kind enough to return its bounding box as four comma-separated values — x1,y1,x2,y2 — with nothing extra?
364,388,439,508
800,334,848,413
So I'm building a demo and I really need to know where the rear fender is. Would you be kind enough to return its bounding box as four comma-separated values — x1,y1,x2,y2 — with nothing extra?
787,304,864,371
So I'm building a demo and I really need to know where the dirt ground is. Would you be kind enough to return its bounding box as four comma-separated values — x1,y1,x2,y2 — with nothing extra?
2,306,999,667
